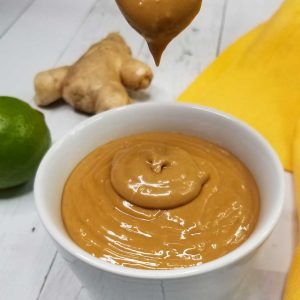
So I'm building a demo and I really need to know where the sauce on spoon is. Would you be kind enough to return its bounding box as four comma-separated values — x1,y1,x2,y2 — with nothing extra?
116,0,202,65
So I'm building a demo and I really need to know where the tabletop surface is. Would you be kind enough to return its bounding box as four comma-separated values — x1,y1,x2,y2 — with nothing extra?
0,0,296,299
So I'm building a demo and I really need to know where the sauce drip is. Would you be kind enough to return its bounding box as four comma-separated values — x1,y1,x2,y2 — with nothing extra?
115,0,202,65
62,132,260,270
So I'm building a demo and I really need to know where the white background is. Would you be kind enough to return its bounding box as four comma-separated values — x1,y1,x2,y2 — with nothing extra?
0,0,295,299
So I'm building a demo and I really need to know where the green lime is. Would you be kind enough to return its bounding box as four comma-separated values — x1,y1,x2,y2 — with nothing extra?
0,96,51,189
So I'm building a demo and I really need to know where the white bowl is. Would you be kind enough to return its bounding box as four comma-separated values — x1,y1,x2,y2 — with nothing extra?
34,103,284,300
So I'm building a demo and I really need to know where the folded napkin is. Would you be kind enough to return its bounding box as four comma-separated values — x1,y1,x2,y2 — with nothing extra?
178,0,300,172
178,0,300,297
283,119,300,300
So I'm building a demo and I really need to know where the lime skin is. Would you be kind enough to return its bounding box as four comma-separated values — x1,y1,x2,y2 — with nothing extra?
0,96,51,189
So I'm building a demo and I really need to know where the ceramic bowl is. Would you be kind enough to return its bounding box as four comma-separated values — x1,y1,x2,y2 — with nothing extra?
34,103,284,300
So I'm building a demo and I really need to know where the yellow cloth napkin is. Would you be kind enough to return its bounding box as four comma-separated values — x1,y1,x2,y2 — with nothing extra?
178,0,300,171
178,0,300,297
283,120,300,300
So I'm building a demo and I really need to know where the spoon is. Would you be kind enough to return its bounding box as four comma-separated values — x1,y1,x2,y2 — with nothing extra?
116,0,202,66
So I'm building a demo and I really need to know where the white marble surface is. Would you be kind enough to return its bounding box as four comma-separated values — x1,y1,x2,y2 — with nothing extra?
0,0,294,299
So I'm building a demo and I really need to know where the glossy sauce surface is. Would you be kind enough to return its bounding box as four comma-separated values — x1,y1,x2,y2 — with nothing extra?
111,143,209,209
116,0,202,65
62,132,260,270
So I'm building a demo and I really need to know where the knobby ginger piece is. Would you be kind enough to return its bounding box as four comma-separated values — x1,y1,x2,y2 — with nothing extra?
34,33,153,113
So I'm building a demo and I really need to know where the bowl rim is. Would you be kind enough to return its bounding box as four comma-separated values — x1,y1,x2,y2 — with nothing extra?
34,103,285,280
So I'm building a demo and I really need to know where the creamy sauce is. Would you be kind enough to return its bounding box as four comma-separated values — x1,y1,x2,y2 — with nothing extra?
111,143,209,209
116,0,202,65
62,132,260,270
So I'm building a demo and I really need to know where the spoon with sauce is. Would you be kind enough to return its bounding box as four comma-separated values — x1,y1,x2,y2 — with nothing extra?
115,0,202,66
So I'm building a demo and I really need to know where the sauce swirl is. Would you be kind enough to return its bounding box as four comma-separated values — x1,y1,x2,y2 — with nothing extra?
111,143,209,209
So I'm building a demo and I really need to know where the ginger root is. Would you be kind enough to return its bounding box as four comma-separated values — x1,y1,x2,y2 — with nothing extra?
34,33,153,113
